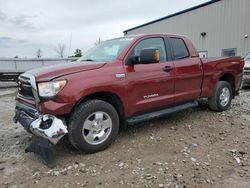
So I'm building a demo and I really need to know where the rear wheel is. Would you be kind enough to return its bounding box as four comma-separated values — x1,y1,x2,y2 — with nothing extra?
208,81,233,112
68,100,119,153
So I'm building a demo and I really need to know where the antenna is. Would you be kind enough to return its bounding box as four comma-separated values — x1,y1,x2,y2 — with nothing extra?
68,32,72,57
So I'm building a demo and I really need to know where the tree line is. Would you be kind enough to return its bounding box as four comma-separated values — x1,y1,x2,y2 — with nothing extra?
34,38,103,59
36,45,82,58
13,38,103,58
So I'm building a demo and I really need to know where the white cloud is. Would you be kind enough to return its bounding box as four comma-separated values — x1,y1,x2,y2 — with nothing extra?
0,0,208,58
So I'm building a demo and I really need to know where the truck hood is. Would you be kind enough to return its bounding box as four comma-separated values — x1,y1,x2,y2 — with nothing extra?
26,61,106,82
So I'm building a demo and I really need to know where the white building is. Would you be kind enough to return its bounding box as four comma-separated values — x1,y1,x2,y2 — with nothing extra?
124,0,250,58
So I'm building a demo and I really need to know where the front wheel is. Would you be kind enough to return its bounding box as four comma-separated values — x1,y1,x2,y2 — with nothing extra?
68,100,119,153
208,81,233,112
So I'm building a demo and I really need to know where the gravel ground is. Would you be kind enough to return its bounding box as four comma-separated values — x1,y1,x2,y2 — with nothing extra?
0,83,249,188
0,82,17,89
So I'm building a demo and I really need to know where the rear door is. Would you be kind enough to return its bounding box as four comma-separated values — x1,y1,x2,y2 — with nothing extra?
168,37,203,104
125,37,175,115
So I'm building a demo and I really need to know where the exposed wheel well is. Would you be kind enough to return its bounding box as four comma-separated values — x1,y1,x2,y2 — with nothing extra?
219,74,235,98
74,92,125,122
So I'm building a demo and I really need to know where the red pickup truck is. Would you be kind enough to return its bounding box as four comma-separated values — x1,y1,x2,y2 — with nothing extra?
14,34,244,154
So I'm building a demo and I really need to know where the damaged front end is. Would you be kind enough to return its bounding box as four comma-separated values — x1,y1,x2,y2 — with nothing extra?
14,73,68,167
14,110,68,145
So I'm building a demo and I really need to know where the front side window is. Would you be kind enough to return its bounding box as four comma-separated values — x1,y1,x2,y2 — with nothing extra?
78,37,135,62
132,38,167,62
169,38,189,60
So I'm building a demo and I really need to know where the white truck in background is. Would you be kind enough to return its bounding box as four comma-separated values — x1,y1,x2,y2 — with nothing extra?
242,53,250,87
0,58,77,81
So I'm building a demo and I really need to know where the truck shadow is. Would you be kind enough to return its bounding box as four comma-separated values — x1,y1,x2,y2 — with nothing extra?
241,86,250,91
124,104,209,134
55,102,211,157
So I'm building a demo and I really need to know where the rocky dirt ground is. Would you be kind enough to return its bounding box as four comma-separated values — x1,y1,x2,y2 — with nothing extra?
0,82,250,188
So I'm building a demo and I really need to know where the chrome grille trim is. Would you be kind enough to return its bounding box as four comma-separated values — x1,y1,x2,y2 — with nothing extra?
18,73,40,104
18,76,30,83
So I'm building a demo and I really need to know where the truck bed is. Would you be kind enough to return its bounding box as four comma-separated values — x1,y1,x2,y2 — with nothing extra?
201,56,242,64
200,56,243,97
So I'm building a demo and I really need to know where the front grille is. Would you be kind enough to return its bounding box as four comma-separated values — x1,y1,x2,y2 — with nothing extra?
244,67,250,71
18,76,34,99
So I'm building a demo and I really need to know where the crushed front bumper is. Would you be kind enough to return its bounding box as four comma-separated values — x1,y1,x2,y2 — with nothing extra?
14,73,68,145
14,102,68,144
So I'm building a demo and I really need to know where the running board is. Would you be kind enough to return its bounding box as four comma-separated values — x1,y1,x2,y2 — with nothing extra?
127,101,199,125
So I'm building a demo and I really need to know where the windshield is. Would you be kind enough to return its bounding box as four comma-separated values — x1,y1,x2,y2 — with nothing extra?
245,53,250,61
78,37,135,62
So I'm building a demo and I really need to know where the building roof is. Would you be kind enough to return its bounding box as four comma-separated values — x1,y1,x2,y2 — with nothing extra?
124,0,221,34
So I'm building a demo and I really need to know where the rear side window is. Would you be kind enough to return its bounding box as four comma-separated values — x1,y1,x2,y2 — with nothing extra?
170,38,189,60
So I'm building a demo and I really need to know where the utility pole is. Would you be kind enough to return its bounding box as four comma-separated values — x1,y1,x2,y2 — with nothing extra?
68,32,72,57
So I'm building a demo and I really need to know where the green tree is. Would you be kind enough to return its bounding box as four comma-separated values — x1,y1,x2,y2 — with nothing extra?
74,49,82,57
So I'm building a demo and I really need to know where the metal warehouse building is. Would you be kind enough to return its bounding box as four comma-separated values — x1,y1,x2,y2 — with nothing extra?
124,0,250,58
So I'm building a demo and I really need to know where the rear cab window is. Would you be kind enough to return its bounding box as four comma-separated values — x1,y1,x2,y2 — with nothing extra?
169,38,189,60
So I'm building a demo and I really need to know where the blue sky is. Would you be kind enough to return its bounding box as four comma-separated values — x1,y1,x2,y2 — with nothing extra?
0,0,208,58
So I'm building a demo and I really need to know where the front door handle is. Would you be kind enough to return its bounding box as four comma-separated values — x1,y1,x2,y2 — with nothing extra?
163,66,174,72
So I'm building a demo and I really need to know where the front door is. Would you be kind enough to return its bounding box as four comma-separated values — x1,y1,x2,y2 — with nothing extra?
125,37,175,116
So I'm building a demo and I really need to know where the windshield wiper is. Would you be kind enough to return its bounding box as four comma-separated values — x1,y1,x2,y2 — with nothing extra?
80,59,96,61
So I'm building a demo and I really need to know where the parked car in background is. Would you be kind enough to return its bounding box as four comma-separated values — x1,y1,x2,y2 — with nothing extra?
242,52,250,87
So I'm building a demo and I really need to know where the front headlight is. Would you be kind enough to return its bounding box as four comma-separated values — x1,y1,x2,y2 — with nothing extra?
38,80,67,97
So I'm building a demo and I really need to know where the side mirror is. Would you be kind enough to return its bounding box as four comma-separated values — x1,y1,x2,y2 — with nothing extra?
140,48,160,64
126,56,138,65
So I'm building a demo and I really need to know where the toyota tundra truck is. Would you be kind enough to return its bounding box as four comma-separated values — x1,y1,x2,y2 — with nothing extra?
14,34,244,154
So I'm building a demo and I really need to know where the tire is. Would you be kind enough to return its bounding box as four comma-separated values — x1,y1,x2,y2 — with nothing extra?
68,100,119,153
208,81,233,112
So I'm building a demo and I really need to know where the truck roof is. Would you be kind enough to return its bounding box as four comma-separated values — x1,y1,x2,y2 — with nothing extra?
110,33,188,41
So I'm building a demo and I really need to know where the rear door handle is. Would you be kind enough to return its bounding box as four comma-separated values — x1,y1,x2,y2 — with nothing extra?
163,66,174,72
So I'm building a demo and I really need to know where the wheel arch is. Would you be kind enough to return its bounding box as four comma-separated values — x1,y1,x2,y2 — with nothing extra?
219,73,235,98
72,91,125,122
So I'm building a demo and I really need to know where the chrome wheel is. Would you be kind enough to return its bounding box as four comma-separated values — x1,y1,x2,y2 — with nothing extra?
82,111,112,145
219,87,230,107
